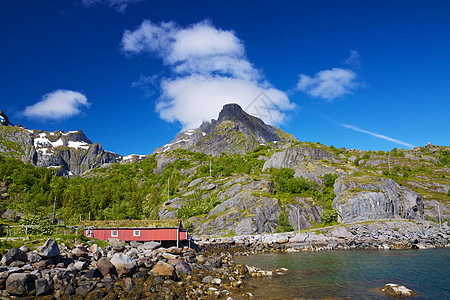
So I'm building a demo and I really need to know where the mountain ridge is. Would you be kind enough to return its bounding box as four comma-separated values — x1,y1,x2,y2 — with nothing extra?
0,113,127,177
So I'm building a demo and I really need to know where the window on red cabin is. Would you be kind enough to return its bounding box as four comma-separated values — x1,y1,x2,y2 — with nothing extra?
111,230,118,237
133,230,140,236
86,230,92,237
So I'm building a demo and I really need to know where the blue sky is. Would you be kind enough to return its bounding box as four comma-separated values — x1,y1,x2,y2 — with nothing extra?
1,0,449,155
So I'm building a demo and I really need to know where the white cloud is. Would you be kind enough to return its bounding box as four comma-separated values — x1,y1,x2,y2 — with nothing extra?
297,51,362,101
23,90,90,120
342,124,415,149
297,68,359,101
157,75,293,129
122,20,294,129
344,50,361,69
81,0,145,12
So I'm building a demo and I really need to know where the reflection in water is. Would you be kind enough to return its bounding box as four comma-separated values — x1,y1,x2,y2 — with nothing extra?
234,248,450,299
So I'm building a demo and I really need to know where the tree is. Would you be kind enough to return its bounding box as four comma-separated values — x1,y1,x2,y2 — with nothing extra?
276,212,293,232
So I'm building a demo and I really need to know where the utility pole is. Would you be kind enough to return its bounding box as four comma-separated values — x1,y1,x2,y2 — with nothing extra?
168,178,170,202
210,160,212,177
52,196,57,223
388,153,391,172
438,205,442,229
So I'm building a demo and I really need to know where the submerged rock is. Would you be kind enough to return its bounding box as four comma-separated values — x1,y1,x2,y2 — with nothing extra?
380,283,416,297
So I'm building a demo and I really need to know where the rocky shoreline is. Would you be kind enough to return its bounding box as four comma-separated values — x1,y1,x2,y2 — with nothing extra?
0,220,449,299
0,237,257,299
196,219,450,254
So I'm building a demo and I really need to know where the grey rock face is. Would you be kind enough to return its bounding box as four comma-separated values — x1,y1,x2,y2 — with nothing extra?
195,178,281,236
262,146,337,184
285,197,323,230
333,176,424,223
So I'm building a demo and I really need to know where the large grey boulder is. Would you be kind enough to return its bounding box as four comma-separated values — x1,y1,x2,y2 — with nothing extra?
333,176,424,223
139,241,161,251
108,238,125,252
7,248,27,262
27,252,42,264
110,253,136,277
97,257,116,276
150,261,176,277
35,278,53,296
38,238,60,258
6,273,35,296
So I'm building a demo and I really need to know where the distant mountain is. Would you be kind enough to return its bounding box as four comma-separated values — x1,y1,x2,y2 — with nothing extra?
154,103,298,155
0,111,128,177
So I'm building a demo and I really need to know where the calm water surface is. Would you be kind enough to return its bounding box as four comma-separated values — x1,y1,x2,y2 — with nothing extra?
233,248,450,299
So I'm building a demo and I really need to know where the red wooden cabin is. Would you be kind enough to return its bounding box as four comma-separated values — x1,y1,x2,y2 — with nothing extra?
82,220,188,245
84,227,188,243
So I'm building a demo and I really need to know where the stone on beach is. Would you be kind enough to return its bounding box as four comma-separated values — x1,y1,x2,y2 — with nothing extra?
110,253,136,276
38,238,60,258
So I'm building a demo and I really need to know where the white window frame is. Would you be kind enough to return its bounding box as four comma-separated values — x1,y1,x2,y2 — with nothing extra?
111,230,118,237
133,230,141,237
86,230,92,237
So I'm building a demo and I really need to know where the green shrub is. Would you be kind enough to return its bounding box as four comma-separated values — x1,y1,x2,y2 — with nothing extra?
270,168,316,195
19,214,53,235
428,216,437,222
321,209,338,225
177,191,220,220
323,173,338,188
275,212,293,232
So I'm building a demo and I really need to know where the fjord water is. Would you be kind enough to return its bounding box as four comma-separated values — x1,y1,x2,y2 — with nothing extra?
234,248,450,299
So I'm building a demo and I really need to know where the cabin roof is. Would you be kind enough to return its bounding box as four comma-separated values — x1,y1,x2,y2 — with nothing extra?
86,227,187,230
80,219,181,228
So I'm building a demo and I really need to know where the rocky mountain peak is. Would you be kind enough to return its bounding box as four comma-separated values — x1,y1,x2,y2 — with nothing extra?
217,103,247,122
0,111,13,126
155,103,298,155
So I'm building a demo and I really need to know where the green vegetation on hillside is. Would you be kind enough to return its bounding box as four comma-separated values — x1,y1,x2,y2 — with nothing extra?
0,145,274,225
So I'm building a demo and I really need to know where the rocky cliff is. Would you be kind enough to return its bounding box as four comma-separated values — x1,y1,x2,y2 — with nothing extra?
333,176,424,223
154,103,297,156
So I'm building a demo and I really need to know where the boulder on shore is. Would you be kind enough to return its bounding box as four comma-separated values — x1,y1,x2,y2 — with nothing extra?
6,273,35,296
38,238,60,258
110,253,136,277
150,261,176,277
97,257,117,276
